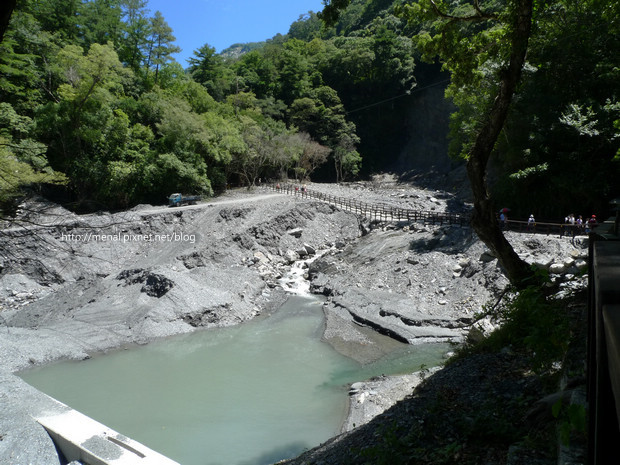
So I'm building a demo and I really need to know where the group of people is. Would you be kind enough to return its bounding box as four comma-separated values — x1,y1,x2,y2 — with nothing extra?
499,210,598,236
275,183,308,194
562,213,598,236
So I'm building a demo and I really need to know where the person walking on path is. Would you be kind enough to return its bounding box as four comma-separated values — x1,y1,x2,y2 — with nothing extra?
527,214,535,232
499,208,509,230
562,214,569,237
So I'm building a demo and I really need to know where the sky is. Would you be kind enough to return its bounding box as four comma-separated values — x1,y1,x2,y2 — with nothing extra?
146,0,326,66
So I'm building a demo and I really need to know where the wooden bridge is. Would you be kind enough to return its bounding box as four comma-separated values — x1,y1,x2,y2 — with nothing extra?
270,183,470,227
268,183,589,236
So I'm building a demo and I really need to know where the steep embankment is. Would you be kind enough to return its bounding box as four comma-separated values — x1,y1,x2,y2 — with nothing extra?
0,191,361,372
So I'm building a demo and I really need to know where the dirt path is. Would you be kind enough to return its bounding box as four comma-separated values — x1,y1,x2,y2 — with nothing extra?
139,192,283,216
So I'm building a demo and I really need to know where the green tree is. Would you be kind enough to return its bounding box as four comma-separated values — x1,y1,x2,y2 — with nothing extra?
290,131,331,180
0,9,56,114
144,11,180,85
234,116,271,187
234,49,279,99
104,121,155,205
311,13,416,176
0,139,66,214
118,0,151,72
35,42,131,204
166,78,217,114
288,11,324,42
188,43,234,101
155,96,209,163
24,0,80,43
274,39,313,104
0,102,52,170
289,85,361,181
408,0,535,285
322,0,534,285
493,0,620,217
77,0,123,51
53,42,129,127
150,152,210,200
333,137,361,182
201,111,244,167
0,102,66,212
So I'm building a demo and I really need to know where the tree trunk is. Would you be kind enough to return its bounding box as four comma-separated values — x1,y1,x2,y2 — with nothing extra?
466,0,533,287
0,0,16,44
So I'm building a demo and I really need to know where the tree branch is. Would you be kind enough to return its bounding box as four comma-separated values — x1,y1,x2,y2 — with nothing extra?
0,142,47,155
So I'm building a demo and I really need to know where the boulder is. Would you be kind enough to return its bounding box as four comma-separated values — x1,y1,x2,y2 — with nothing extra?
575,259,587,270
563,257,576,268
303,243,316,256
253,251,269,264
283,250,299,264
549,263,565,274
533,259,553,269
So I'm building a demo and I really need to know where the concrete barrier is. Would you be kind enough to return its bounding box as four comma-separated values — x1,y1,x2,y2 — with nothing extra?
587,232,620,464
36,399,179,465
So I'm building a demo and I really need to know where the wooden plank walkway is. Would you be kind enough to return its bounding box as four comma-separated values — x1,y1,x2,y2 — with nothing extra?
268,183,590,237
269,183,470,227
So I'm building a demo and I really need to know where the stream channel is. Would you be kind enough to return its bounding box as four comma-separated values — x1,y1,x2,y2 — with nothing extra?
19,260,449,465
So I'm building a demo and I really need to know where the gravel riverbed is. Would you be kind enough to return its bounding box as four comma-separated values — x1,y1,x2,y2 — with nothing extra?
0,176,588,464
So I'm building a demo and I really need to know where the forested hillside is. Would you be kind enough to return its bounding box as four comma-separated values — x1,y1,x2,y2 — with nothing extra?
0,0,618,218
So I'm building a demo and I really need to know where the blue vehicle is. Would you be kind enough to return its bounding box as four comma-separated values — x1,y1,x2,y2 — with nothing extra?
168,193,201,207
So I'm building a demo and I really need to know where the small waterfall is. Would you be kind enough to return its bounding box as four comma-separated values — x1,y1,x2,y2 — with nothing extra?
279,250,326,295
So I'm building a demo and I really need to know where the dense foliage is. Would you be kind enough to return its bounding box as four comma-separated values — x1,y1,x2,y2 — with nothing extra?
0,0,618,217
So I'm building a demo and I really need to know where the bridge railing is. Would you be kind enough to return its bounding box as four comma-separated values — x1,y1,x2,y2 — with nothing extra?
268,183,592,235
269,183,470,226
505,219,593,237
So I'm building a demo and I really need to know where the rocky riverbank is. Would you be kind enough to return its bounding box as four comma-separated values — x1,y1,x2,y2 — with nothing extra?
0,177,588,464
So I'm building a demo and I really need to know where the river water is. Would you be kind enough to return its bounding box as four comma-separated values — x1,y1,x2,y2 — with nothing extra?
20,295,448,465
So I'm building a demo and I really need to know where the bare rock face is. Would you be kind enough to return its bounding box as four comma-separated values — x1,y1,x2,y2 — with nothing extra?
0,191,363,373
116,268,174,298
